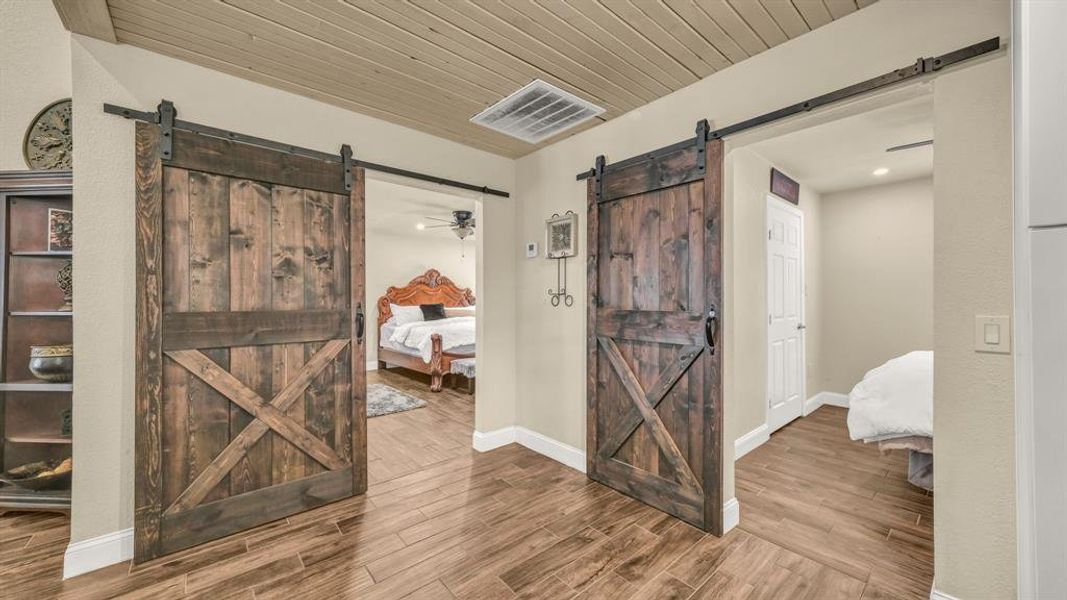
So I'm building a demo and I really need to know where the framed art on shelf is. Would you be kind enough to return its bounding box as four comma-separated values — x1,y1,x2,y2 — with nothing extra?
47,208,72,252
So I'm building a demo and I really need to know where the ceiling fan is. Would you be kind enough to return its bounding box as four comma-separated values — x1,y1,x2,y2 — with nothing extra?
422,210,475,240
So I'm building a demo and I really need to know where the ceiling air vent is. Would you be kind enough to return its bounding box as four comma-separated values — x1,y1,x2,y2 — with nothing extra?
471,79,605,144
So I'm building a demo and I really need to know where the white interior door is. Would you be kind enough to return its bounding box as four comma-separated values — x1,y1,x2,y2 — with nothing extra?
767,196,805,433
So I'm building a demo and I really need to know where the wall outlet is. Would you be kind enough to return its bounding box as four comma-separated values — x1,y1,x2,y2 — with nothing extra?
975,315,1011,354
525,241,538,258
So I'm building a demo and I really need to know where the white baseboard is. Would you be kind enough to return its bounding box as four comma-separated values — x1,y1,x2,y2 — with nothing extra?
736,393,849,460
63,527,133,579
930,589,961,600
723,497,740,533
472,426,586,473
472,426,517,452
734,424,770,460
475,429,736,528
516,427,586,473
804,391,849,415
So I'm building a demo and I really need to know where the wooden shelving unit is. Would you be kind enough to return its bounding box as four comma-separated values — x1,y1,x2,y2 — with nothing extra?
6,435,72,445
9,312,72,317
10,251,71,257
0,171,73,513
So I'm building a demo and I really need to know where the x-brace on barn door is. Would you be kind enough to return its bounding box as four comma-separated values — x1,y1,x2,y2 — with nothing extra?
134,121,367,561
587,121,724,533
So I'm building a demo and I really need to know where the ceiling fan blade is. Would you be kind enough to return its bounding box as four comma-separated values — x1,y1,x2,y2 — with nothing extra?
423,216,454,223
885,139,933,152
423,224,454,229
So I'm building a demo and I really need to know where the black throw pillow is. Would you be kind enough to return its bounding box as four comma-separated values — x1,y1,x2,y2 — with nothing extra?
420,303,447,321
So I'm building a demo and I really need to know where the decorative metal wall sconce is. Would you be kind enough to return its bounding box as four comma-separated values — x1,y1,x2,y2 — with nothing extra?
546,211,577,307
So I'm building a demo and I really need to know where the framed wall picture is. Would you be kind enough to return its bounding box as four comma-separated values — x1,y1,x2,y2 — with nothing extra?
770,168,800,205
48,208,73,252
545,212,578,259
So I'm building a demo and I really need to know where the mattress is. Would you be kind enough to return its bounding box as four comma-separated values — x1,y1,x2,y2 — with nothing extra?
846,351,935,492
379,319,475,361
846,351,933,442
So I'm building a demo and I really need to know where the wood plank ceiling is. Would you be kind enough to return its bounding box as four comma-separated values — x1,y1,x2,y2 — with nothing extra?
59,0,880,157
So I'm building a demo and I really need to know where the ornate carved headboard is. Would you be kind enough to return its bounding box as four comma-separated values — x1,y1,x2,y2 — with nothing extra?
377,269,475,328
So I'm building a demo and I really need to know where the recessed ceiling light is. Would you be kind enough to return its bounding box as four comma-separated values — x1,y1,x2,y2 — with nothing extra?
416,222,425,230
873,167,889,176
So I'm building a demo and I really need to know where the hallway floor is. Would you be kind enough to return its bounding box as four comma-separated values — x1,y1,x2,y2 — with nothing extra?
0,375,931,599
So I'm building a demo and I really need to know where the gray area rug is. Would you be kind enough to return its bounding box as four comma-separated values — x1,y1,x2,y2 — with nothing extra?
368,383,427,418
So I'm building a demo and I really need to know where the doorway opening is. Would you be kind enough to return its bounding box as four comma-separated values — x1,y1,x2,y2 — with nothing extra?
364,175,479,487
729,89,936,596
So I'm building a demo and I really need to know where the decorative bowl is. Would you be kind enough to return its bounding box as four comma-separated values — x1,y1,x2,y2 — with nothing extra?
0,457,72,491
29,344,73,382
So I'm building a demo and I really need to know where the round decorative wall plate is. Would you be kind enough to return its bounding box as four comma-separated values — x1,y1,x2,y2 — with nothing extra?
23,99,72,170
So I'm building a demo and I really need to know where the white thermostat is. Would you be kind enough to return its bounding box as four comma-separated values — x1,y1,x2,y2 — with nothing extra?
525,242,538,258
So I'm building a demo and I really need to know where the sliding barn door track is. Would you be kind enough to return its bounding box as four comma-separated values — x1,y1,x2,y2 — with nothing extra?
102,101,510,198
577,36,1000,181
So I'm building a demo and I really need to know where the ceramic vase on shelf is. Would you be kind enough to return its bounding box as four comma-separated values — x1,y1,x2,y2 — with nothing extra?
28,344,72,383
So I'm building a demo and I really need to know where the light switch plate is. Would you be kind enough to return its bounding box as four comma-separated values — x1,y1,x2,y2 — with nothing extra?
975,315,1011,354
525,241,538,258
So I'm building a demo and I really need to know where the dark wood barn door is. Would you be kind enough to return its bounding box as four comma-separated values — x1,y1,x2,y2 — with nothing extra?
134,122,367,561
587,133,724,533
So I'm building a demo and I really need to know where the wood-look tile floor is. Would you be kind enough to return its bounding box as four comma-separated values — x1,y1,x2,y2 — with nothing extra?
1,372,932,599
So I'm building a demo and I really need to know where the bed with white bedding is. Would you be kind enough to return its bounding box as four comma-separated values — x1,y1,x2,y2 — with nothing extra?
376,269,475,393
380,319,476,360
846,351,934,490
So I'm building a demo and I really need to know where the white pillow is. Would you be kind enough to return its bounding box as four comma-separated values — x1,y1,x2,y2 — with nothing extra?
390,303,424,326
445,306,476,318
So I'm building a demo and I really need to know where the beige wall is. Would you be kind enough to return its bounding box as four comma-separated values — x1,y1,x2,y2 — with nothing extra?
365,179,476,365
933,56,1015,598
723,147,822,465
2,1,1017,593
514,0,1007,437
803,183,823,401
817,177,934,393
511,0,1012,593
69,35,516,544
0,0,71,170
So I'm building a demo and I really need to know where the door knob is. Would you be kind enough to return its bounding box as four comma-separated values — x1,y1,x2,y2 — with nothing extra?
796,323,806,330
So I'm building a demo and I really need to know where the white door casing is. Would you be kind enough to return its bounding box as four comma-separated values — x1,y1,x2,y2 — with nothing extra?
766,196,805,433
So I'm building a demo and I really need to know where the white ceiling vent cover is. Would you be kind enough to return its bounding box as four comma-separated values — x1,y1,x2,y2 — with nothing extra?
471,79,605,144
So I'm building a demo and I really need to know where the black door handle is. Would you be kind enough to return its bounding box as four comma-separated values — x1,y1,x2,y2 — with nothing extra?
705,305,718,354
356,302,365,344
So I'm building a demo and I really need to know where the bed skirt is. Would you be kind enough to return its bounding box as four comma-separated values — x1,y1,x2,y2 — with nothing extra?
878,436,933,492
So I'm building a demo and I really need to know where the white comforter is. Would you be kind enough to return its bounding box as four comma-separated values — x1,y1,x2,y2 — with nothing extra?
388,316,475,363
846,351,933,442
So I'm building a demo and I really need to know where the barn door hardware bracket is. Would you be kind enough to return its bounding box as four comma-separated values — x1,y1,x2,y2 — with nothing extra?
157,100,175,160
695,119,709,172
577,36,1000,181
593,155,605,203
103,100,511,198
341,144,354,192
